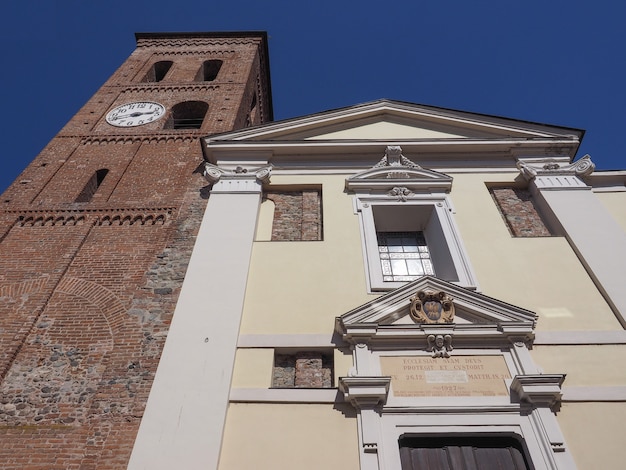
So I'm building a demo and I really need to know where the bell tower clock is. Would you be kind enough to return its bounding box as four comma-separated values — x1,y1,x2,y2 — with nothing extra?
0,32,272,469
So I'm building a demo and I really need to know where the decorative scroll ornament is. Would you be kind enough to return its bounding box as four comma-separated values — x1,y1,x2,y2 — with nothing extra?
203,163,272,184
409,290,455,324
517,155,595,181
428,334,453,358
373,146,422,179
388,186,412,201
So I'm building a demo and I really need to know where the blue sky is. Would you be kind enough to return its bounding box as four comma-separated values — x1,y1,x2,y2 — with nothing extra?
1,1,625,193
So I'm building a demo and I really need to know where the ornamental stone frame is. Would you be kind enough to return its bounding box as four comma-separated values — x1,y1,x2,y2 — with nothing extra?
346,146,478,292
336,277,576,470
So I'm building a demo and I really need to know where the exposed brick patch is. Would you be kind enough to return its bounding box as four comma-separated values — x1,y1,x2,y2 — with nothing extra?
265,189,322,241
490,187,552,237
273,351,333,388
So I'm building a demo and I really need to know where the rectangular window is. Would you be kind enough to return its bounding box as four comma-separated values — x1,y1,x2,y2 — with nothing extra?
357,201,477,291
377,231,434,281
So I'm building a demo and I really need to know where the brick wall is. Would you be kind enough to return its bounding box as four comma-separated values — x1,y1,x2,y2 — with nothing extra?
490,187,552,237
0,33,271,469
265,189,322,241
272,352,333,388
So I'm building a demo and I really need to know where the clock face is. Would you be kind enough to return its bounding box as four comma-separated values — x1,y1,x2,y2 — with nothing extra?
105,101,166,127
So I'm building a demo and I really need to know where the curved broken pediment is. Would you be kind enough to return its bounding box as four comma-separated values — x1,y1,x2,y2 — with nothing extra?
345,146,453,194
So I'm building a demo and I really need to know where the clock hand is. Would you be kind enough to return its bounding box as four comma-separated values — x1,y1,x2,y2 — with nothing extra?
110,110,159,120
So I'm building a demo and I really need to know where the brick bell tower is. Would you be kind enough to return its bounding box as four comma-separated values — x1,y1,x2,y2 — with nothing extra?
0,32,272,468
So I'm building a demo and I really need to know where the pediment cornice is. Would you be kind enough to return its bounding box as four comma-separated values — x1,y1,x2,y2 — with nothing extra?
336,277,537,347
345,145,453,194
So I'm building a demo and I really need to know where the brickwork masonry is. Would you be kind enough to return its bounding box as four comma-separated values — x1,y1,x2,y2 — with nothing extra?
490,187,552,237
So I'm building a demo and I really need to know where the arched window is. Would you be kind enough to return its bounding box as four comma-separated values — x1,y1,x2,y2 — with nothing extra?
195,60,223,81
164,101,208,130
142,61,173,83
76,169,109,203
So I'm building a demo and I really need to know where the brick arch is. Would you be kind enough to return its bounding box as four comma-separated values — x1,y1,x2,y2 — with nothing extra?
55,277,127,333
0,276,49,297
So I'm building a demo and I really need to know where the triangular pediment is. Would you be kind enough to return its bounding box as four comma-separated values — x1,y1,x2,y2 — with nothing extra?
336,277,537,345
205,99,583,144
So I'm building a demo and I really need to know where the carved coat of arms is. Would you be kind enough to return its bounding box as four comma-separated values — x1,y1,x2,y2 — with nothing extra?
409,290,455,324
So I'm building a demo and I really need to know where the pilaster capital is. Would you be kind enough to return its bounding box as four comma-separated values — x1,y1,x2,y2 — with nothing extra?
204,163,271,193
516,155,595,190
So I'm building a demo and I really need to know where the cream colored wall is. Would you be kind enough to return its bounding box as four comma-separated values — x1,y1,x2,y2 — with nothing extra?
532,345,626,386
450,173,621,331
558,402,626,469
231,348,354,388
307,121,465,140
595,191,626,232
218,403,359,470
242,174,374,335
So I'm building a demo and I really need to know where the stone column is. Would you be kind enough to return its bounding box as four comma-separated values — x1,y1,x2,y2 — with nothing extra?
128,164,270,470
519,155,626,326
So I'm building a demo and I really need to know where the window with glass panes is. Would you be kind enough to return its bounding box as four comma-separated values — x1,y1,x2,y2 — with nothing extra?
377,231,434,281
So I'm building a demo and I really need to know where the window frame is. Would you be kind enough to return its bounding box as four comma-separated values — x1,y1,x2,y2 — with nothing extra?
355,195,477,292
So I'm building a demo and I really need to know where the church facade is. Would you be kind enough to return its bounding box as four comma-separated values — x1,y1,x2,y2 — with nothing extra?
1,32,625,470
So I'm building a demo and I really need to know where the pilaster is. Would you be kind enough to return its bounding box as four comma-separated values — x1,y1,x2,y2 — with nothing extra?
128,164,270,470
518,155,626,327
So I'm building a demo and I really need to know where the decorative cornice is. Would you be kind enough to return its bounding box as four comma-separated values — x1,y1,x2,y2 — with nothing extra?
118,84,219,94
338,376,391,409
8,207,176,227
510,374,565,409
80,135,200,145
336,277,538,344
151,50,236,57
136,37,262,48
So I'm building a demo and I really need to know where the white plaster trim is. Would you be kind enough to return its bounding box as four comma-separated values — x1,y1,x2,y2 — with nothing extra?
534,330,626,345
592,186,626,193
237,334,342,348
269,167,522,176
229,388,340,403
562,386,626,402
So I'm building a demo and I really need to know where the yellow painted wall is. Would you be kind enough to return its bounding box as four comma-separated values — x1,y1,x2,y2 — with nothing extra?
218,403,359,470
449,173,621,331
558,402,626,469
532,345,626,386
242,174,374,335
231,348,354,388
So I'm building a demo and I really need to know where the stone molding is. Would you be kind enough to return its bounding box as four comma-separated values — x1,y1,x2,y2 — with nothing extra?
510,374,565,409
338,376,391,408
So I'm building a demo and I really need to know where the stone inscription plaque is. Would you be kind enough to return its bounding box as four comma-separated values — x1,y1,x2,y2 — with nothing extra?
380,355,511,397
